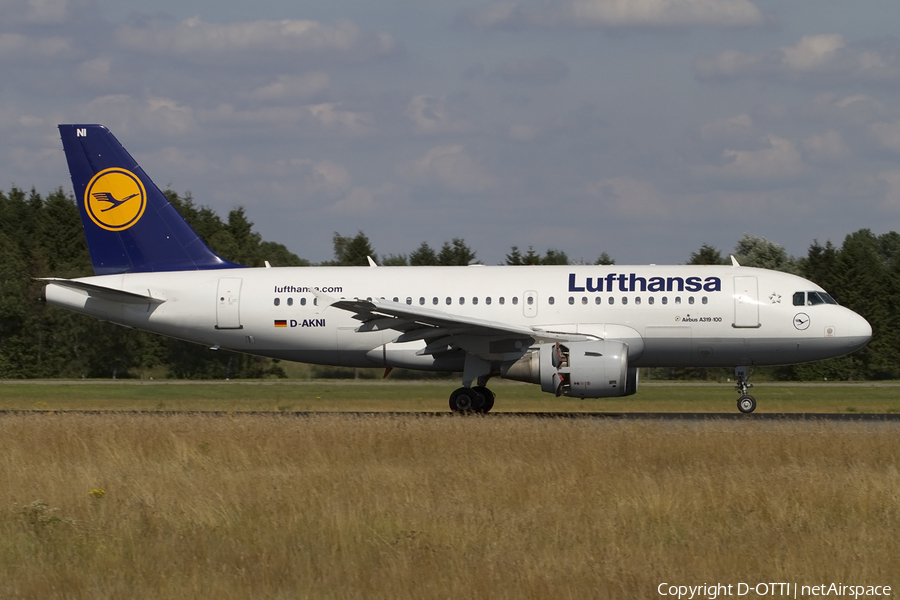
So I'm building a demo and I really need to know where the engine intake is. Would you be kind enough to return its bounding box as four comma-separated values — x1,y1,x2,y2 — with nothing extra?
501,341,638,398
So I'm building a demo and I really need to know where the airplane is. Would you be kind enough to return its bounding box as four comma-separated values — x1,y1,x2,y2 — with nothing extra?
41,124,872,414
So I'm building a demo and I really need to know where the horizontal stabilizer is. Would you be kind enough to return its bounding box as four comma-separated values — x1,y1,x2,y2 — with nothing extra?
38,278,165,305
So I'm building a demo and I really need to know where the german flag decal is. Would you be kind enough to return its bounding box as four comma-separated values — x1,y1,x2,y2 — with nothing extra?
274,320,287,327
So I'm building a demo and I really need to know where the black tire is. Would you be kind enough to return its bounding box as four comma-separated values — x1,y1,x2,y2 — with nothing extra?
737,394,757,414
472,386,495,413
449,387,484,413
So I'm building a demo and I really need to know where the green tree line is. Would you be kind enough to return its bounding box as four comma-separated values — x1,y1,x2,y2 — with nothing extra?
0,188,894,380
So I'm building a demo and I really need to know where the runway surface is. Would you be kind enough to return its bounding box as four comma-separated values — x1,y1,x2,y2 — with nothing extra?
0,410,898,421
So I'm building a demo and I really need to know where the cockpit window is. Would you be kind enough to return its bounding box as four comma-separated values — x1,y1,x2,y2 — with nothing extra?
794,291,838,306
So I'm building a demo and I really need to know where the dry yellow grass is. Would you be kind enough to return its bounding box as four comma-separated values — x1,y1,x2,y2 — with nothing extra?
1,414,898,599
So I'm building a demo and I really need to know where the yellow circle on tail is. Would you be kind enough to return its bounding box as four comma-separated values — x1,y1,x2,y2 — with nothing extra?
84,168,147,231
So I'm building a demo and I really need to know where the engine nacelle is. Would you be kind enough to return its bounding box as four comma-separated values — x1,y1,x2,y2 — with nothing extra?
501,341,638,398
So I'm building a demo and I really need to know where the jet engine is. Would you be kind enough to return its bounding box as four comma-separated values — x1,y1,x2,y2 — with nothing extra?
501,341,638,398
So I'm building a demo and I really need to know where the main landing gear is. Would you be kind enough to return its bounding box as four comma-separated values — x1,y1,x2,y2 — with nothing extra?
734,366,756,414
448,386,495,414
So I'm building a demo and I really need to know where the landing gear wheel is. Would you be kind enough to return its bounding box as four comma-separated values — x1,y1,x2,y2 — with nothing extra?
737,395,757,414
449,387,485,413
471,386,495,413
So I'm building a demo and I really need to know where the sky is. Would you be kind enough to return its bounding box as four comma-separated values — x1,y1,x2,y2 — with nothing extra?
4,0,900,265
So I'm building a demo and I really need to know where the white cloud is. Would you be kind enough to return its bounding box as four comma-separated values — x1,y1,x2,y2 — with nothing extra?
458,1,526,31
0,32,75,61
154,146,219,176
692,135,807,186
405,95,469,134
327,187,378,214
490,57,569,84
75,56,113,84
802,130,846,162
508,123,538,141
246,73,330,102
0,0,69,25
308,160,352,197
308,103,375,135
583,177,669,218
781,34,845,71
397,144,497,194
83,95,196,137
459,0,765,31
695,34,900,85
201,104,311,127
113,17,397,66
878,169,900,210
870,120,900,153
699,113,754,143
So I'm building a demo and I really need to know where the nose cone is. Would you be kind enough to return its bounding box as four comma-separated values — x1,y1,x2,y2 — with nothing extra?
845,310,872,351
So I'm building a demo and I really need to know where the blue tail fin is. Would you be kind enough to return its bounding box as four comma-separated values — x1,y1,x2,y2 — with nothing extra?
59,124,242,274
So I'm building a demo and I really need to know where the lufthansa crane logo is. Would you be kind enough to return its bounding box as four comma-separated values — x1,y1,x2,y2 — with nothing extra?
84,168,147,231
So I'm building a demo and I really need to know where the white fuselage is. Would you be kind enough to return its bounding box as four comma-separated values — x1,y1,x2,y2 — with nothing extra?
43,264,872,373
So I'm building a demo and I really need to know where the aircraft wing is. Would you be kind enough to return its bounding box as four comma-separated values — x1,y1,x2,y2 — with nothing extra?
316,292,591,356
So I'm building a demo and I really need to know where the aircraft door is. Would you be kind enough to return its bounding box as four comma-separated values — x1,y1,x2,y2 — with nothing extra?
733,276,759,328
216,277,243,329
523,290,538,317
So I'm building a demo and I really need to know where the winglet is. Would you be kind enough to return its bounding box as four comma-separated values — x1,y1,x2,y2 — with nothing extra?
367,256,378,267
730,255,741,267
309,288,339,311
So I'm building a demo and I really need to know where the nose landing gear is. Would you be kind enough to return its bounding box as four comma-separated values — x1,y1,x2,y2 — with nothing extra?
734,366,756,414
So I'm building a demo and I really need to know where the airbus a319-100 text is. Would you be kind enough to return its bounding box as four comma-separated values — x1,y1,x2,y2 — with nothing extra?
41,125,872,413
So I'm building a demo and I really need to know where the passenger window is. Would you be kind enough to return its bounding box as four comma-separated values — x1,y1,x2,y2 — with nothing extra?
419,297,425,305
393,297,399,303
622,297,628,305
595,297,602,305
568,297,575,305
446,297,452,305
406,297,412,305
793,292,805,306
526,296,533,305
287,298,293,306
582,297,588,305
499,297,505,305
512,297,518,305
366,297,372,302
301,298,307,306
635,297,641,305
472,297,478,305
459,297,465,305
648,297,654,305
608,297,614,305
662,297,668,305
675,297,681,305
313,298,318,306
486,297,492,305
548,297,555,305
701,297,707,305
688,297,694,305
274,298,280,306
432,297,438,305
